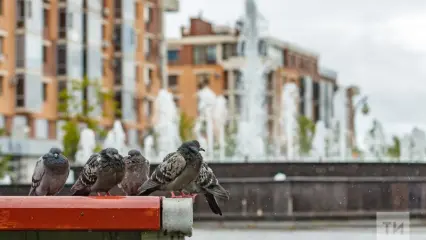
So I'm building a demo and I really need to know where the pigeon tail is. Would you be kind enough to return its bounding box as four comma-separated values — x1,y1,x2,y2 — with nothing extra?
205,192,222,215
206,184,230,200
137,179,161,196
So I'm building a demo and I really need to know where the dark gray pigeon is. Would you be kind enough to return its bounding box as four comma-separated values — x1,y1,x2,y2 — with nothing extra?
28,147,70,196
70,148,125,196
182,161,230,215
118,149,150,196
137,140,205,196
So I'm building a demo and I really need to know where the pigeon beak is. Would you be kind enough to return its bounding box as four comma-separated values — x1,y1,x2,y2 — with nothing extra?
199,148,205,152
114,154,120,160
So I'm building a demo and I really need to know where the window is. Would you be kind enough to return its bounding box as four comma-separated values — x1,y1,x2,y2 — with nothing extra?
193,45,216,65
0,37,4,57
43,9,49,27
233,70,242,89
17,0,25,27
206,45,216,64
0,76,3,95
168,75,178,88
58,80,67,106
67,13,73,28
146,69,153,91
167,50,179,63
43,46,48,63
144,38,151,58
258,39,267,56
223,70,228,90
267,72,273,91
42,83,48,101
222,43,237,60
144,99,153,118
16,75,25,107
16,35,24,67
58,9,66,37
235,94,241,114
57,45,66,75
114,91,122,118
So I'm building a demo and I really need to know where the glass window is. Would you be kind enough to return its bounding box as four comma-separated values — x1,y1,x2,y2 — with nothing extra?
67,12,73,29
167,50,179,62
206,45,216,64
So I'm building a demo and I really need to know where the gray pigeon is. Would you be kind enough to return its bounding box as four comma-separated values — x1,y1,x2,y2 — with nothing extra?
182,161,230,215
137,140,205,196
70,148,125,196
118,149,150,196
28,147,70,196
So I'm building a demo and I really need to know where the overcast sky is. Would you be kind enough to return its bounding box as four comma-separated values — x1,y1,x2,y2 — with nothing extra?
165,0,426,148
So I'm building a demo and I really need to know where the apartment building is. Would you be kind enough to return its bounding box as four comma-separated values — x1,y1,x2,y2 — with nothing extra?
167,17,351,141
0,0,178,171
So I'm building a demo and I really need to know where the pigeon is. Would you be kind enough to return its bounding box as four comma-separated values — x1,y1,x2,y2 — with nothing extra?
137,140,205,196
118,149,150,196
182,161,230,215
28,147,70,196
70,148,125,196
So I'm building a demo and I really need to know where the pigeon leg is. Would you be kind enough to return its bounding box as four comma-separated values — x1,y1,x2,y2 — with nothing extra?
170,191,181,198
180,191,193,198
97,192,102,196
106,192,111,196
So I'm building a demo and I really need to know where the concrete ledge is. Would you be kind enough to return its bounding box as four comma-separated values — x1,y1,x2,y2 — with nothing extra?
162,198,193,237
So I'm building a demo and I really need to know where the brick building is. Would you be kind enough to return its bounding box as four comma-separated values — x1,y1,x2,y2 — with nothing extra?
0,0,178,182
167,17,352,141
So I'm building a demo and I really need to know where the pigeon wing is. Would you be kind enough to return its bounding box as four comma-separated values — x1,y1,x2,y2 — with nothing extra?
198,162,229,200
28,157,45,196
138,152,186,195
70,153,99,195
162,152,175,162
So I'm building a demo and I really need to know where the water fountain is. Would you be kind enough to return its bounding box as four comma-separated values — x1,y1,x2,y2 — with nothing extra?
75,127,96,165
400,134,412,162
143,134,155,161
153,89,181,160
281,82,300,160
195,86,217,160
411,128,426,162
103,120,127,155
311,121,327,161
235,0,268,160
213,95,228,161
363,119,387,161
329,88,348,161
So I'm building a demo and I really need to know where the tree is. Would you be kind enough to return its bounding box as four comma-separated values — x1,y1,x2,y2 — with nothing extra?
387,135,401,159
179,112,195,141
0,128,11,179
58,77,118,160
298,115,315,155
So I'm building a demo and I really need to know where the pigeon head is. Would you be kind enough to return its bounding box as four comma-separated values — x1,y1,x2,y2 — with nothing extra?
49,147,63,158
180,140,205,154
128,149,142,157
102,148,122,161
